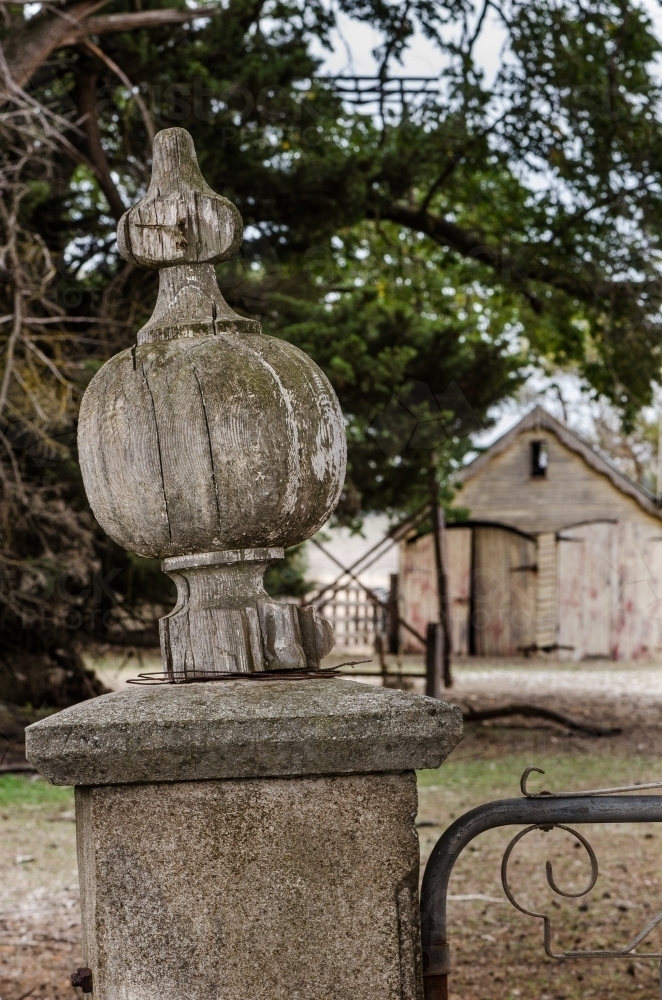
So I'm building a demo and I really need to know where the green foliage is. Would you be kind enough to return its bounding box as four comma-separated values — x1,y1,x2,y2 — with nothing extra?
25,6,662,366
36,0,662,438
264,544,310,598
261,221,526,515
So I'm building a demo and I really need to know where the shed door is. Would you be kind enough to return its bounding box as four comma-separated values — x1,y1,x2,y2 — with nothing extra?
472,526,537,655
611,521,662,660
557,522,614,659
447,527,472,655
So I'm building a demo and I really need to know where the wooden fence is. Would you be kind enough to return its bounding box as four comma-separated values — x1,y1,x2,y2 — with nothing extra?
313,585,386,652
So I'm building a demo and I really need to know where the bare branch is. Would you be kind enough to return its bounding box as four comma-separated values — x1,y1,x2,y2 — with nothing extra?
63,7,218,43
0,288,22,419
23,315,127,325
0,427,26,496
75,64,127,220
22,336,70,385
3,0,221,86
4,0,109,88
80,38,155,145
10,368,49,422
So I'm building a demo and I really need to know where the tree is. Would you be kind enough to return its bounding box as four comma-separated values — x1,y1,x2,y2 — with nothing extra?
2,0,662,702
0,71,110,704
265,220,525,518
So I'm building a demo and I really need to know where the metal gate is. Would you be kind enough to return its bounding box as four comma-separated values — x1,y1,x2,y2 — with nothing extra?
421,766,662,999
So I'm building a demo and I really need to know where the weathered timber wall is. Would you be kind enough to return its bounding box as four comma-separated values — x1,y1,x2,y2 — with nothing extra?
399,530,471,655
457,428,661,536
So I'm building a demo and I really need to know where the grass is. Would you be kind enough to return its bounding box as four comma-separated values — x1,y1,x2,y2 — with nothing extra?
0,773,73,809
417,752,662,796
1,748,660,999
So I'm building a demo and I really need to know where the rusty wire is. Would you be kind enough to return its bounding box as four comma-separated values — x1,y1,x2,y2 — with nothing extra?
521,764,662,798
126,660,372,684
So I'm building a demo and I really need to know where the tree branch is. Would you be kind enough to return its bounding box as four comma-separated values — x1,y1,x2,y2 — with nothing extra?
4,0,109,88
377,0,412,81
381,198,662,312
75,65,127,221
0,288,21,419
465,0,490,56
80,38,155,144
4,1,220,87
418,152,465,216
418,111,512,217
61,7,217,45
463,702,621,737
378,199,662,315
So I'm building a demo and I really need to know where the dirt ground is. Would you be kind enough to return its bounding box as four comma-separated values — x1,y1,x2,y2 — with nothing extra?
3,656,662,999
0,777,77,1000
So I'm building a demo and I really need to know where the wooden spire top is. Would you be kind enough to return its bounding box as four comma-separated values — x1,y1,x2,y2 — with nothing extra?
117,128,243,270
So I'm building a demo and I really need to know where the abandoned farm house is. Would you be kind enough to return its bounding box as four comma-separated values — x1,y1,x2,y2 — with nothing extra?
400,406,662,661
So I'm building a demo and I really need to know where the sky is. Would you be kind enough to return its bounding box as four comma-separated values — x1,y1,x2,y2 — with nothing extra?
314,1,662,83
311,3,505,84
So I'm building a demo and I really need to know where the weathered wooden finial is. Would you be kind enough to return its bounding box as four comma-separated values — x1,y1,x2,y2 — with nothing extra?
78,127,346,679
118,128,243,268
118,128,259,343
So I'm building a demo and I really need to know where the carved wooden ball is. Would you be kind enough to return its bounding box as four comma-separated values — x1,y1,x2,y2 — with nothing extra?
78,333,346,558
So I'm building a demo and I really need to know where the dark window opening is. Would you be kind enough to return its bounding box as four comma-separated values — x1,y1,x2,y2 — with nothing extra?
531,440,548,477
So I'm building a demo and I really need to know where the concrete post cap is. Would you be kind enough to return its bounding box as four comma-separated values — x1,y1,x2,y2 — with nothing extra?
25,678,463,786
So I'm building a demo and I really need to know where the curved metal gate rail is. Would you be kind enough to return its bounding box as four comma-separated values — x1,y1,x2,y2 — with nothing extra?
420,768,662,1000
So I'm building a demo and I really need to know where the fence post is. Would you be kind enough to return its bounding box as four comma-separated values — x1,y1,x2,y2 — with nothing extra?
426,621,443,698
388,572,400,654
429,471,453,689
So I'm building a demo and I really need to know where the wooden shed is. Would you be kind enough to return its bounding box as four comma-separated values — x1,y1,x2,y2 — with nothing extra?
400,406,662,660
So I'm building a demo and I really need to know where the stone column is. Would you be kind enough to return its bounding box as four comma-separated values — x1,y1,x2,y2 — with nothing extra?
25,127,464,999
27,679,462,1000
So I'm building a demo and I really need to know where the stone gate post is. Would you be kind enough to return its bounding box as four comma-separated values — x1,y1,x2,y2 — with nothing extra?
25,128,463,1000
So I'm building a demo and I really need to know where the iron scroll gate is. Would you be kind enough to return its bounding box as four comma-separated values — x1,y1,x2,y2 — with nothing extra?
420,767,662,1000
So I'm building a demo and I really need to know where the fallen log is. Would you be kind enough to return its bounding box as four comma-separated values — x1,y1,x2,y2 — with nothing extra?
462,703,621,737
